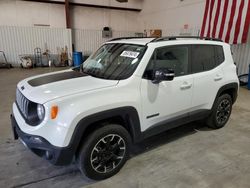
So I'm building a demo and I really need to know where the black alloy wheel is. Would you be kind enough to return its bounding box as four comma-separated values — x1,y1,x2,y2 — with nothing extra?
77,124,131,180
206,93,232,129
216,98,231,125
90,134,126,174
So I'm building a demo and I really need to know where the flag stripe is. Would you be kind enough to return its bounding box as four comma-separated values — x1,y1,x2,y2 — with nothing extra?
212,0,222,38
238,0,249,43
210,0,218,37
215,0,225,38
218,0,229,39
207,0,215,37
222,0,233,41
242,0,250,43
225,0,237,43
201,0,250,44
204,2,211,37
233,0,245,44
230,0,242,44
200,0,210,37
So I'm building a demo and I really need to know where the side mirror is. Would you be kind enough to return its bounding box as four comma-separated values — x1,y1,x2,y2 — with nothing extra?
152,68,175,84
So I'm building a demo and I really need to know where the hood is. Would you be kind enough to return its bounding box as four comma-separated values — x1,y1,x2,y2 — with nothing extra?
17,69,119,104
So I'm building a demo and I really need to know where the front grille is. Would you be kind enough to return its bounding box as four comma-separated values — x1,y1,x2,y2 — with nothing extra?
16,88,30,119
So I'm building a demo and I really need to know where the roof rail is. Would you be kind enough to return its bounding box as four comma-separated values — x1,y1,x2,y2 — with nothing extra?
108,37,155,42
151,36,223,42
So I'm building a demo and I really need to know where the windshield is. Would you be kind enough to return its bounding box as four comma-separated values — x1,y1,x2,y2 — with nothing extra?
80,43,146,80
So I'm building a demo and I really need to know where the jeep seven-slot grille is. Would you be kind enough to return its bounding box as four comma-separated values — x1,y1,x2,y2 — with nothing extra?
16,88,30,119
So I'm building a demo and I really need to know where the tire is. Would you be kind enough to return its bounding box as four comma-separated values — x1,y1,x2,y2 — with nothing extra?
77,124,131,180
206,94,232,129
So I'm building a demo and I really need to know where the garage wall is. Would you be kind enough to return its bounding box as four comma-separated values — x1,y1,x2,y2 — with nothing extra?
73,29,136,55
0,0,143,31
1,0,249,74
0,0,142,66
0,26,72,66
0,26,137,66
231,30,250,76
71,6,142,31
0,1,66,28
0,0,205,35
139,0,205,35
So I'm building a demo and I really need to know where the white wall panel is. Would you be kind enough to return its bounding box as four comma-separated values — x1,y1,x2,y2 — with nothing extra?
71,6,142,31
159,26,200,37
0,26,72,66
73,29,136,55
0,26,137,66
139,0,205,32
0,0,142,30
0,0,66,28
231,29,250,75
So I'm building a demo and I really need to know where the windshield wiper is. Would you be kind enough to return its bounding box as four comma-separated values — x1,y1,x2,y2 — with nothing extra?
81,68,107,79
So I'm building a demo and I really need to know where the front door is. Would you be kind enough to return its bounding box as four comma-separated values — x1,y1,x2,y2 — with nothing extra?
140,45,193,131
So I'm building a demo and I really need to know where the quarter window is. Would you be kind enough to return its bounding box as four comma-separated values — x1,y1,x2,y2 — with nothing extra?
214,45,225,65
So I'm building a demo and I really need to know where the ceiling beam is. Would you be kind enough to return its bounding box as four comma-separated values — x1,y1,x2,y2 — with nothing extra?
65,0,71,28
22,0,141,12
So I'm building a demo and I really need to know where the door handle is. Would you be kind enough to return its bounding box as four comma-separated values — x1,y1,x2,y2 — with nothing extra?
180,82,192,90
214,74,223,81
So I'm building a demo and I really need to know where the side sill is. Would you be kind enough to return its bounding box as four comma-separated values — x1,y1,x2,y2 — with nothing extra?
141,109,211,141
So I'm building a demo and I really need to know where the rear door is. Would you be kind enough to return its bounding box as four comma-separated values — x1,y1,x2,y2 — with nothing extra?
190,44,225,113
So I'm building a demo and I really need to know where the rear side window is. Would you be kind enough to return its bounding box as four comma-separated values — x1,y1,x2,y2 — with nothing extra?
191,45,215,73
191,45,224,73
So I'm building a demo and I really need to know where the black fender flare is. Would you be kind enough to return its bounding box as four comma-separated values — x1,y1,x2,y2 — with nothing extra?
63,106,142,164
214,82,238,105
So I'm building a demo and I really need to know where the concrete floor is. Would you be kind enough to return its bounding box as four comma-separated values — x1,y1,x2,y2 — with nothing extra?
0,68,250,188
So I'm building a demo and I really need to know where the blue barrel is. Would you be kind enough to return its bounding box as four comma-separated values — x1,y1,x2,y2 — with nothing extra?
73,51,83,66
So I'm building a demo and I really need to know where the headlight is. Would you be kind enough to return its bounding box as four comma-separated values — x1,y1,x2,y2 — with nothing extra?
37,104,45,120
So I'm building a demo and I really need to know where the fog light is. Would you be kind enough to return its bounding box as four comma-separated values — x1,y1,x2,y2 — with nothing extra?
20,138,28,148
45,150,52,160
30,137,42,144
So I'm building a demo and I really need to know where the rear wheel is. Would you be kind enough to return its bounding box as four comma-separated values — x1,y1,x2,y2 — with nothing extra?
77,124,131,180
206,94,232,129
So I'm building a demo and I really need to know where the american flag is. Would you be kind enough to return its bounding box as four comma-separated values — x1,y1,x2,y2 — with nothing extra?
200,0,250,44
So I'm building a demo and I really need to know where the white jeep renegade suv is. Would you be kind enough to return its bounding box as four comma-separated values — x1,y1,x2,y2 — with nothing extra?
11,36,239,180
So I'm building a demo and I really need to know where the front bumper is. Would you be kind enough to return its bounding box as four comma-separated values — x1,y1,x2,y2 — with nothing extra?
11,114,74,166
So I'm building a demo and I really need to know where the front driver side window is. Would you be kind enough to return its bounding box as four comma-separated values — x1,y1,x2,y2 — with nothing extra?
144,45,189,79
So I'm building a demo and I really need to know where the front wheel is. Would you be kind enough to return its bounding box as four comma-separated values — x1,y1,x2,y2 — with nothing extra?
206,94,232,129
77,124,131,180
